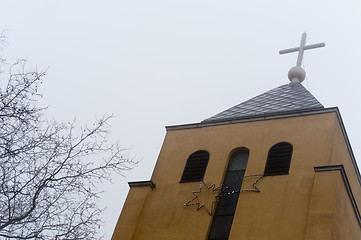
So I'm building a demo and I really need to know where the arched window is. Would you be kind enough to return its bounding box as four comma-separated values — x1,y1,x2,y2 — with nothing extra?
264,142,293,176
208,148,249,240
180,150,210,183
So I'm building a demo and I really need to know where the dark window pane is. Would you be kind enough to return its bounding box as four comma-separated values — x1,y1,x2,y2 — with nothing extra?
208,215,234,239
264,142,293,176
214,194,239,215
222,170,245,191
227,150,249,171
180,150,210,182
208,148,249,240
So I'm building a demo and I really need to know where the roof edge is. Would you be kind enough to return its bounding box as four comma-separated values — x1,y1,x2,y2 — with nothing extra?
333,109,361,188
202,106,324,124
166,107,338,131
128,180,156,189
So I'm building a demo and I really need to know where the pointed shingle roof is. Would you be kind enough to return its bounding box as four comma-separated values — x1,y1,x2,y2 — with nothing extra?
203,83,324,123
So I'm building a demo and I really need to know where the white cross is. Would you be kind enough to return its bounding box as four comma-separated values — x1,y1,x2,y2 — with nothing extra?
279,33,325,67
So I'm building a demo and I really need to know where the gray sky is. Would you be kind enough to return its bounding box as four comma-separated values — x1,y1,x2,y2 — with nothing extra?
2,1,361,238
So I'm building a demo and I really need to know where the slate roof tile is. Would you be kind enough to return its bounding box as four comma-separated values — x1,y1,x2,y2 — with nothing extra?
202,83,324,123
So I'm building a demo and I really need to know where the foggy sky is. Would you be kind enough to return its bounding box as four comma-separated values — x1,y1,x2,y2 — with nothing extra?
2,1,361,238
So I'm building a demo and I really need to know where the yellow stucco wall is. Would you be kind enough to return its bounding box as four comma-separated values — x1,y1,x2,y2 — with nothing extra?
332,171,361,240
111,186,152,240
304,170,340,240
112,111,361,240
329,118,361,209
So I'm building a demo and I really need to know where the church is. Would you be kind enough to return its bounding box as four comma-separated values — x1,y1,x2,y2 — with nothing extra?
111,34,361,239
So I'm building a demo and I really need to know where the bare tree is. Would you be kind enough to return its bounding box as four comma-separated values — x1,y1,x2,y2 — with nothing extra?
0,51,136,238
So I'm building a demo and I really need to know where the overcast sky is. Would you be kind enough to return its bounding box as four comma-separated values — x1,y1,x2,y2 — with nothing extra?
2,1,361,238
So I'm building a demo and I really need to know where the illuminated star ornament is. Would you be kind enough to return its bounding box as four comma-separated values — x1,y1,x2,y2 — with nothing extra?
184,175,264,215
184,181,221,216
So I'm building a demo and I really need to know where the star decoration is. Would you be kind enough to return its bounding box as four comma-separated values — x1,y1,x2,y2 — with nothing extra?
245,174,263,192
217,174,264,197
184,181,221,216
184,175,264,215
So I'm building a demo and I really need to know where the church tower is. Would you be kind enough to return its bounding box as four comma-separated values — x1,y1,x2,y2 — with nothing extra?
112,34,361,240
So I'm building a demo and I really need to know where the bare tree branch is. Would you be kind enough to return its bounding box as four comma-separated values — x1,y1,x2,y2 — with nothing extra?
0,41,136,239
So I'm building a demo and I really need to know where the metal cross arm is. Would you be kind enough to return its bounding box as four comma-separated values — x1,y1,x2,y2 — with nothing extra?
279,43,325,55
279,33,325,83
279,32,325,67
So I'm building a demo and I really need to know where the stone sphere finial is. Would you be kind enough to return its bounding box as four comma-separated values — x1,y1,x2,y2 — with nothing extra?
288,66,306,83
280,33,325,84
